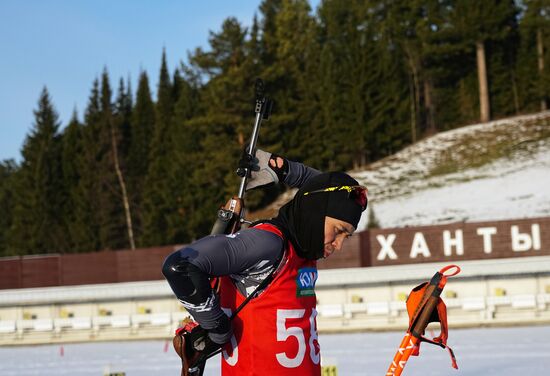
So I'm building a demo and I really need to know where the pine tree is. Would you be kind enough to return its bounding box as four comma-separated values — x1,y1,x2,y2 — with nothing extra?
0,159,17,256
520,0,550,111
412,1,486,129
115,77,133,161
9,88,65,254
72,79,102,252
316,0,373,167
127,71,155,244
450,0,520,123
169,65,200,241
187,18,253,237
259,0,283,66
96,69,129,250
141,50,176,246
60,109,83,252
382,0,449,138
270,0,318,161
113,77,136,249
190,17,253,130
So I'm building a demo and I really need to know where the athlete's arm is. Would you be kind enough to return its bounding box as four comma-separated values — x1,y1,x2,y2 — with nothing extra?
245,150,321,190
283,159,321,188
162,228,283,344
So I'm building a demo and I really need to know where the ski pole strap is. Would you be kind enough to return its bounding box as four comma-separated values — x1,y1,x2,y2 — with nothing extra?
416,335,458,369
405,264,461,370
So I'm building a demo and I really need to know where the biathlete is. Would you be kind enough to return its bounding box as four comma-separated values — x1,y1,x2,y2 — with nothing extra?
162,150,368,375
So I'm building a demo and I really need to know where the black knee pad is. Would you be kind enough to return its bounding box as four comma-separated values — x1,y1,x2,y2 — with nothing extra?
162,251,212,304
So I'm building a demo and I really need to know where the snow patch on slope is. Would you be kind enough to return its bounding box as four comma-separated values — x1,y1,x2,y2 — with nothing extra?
353,112,550,230
357,145,550,230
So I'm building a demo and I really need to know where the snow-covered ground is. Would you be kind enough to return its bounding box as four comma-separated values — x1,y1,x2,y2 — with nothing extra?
2,325,549,375
352,112,550,230
357,143,550,230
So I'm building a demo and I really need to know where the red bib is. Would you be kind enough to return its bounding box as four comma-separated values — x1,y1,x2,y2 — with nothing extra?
219,223,321,376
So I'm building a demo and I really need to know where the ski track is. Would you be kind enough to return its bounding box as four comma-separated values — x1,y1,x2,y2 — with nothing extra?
1,325,549,375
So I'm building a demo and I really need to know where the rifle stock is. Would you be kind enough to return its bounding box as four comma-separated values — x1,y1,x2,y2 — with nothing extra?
210,197,244,235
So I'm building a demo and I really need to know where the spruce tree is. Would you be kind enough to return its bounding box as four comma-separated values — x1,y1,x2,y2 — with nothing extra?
316,0,371,168
259,0,283,67
113,77,136,249
186,18,251,237
73,79,102,252
115,77,133,161
450,0,520,123
96,69,129,250
270,0,318,161
0,160,17,256
520,0,550,111
170,68,203,240
9,88,65,254
60,109,83,252
127,71,155,244
141,50,176,246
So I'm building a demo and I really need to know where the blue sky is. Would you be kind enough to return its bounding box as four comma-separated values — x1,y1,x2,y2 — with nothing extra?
0,0,319,162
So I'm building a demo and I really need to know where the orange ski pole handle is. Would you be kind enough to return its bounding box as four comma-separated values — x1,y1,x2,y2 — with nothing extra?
410,265,460,337
386,264,461,376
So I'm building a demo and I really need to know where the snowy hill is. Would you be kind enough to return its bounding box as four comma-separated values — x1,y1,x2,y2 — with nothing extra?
255,111,550,231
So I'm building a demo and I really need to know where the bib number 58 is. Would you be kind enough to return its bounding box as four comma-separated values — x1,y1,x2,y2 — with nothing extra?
276,308,320,368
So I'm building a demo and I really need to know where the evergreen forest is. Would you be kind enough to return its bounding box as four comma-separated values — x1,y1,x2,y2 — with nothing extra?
1,0,549,256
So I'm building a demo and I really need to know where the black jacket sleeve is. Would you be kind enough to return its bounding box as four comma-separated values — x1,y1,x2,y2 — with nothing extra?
284,159,321,188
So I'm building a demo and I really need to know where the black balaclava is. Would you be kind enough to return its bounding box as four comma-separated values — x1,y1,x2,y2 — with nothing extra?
271,172,366,260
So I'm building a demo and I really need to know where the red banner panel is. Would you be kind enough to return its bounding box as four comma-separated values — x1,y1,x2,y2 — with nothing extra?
61,251,118,285
0,257,22,289
367,217,550,266
21,255,61,288
116,245,179,282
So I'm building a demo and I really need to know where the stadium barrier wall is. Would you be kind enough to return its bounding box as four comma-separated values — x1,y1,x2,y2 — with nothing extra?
0,256,549,345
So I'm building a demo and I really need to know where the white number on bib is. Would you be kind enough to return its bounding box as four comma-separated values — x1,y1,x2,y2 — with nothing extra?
274,308,324,368
221,308,238,366
309,308,320,364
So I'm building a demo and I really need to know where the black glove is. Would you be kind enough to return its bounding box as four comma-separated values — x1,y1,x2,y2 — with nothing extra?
206,312,232,345
237,149,260,176
173,320,226,375
268,153,288,182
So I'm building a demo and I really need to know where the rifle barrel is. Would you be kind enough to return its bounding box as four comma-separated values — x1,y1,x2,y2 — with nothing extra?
238,109,264,199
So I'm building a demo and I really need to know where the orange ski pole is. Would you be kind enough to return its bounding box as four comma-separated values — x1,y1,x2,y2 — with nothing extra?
386,265,460,376
386,334,419,376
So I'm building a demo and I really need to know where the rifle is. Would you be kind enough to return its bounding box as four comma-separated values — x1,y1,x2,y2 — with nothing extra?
173,79,273,376
210,78,273,236
386,264,460,376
